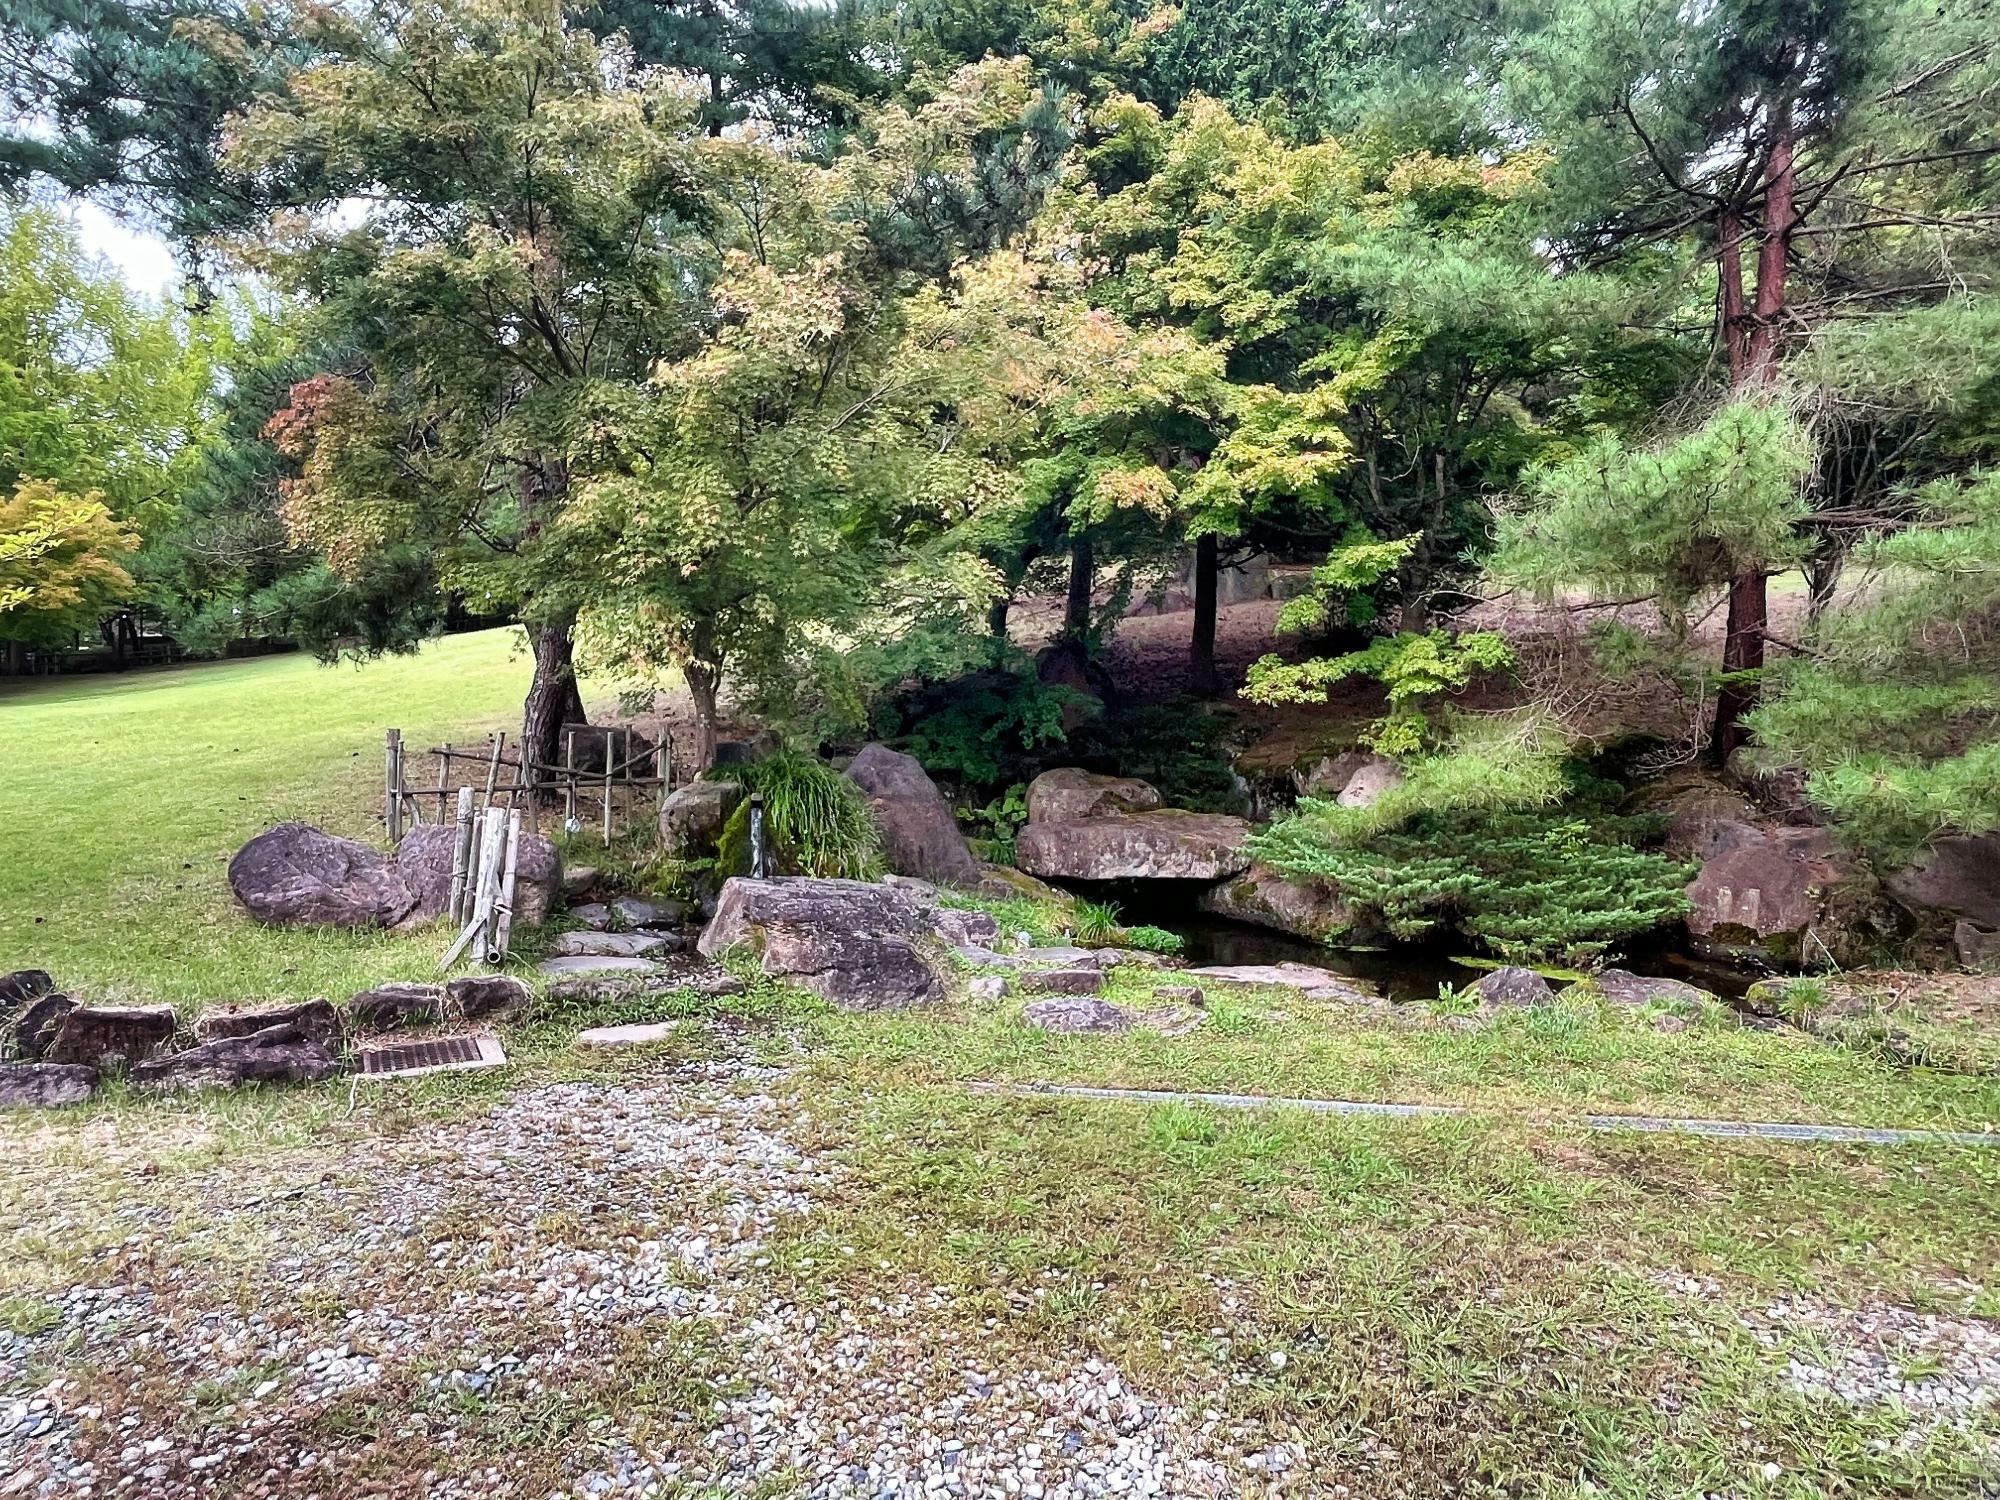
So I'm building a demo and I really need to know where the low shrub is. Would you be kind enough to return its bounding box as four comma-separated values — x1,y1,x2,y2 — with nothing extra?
714,752,882,879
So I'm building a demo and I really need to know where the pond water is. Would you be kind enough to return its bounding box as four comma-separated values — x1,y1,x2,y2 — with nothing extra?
1068,879,1765,1004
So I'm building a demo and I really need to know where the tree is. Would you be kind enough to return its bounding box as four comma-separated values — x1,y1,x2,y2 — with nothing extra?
0,0,303,254
1470,0,2000,755
0,202,216,524
539,78,1064,766
224,0,711,772
591,0,886,138
0,479,137,669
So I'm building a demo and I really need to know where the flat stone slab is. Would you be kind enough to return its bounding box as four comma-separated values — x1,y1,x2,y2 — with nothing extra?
1187,963,1378,1003
575,1022,680,1048
1015,811,1252,882
1018,967,1104,996
537,955,663,977
552,931,675,958
1023,997,1133,1034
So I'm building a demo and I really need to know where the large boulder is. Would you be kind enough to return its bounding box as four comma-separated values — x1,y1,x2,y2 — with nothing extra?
196,999,342,1048
230,822,416,929
1887,833,2000,930
395,824,561,929
698,877,949,1011
42,1005,178,1070
844,744,982,886
1199,863,1359,944
0,1063,98,1108
1685,821,1857,964
659,780,742,860
131,1024,340,1093
1016,811,1252,882
1025,769,1163,826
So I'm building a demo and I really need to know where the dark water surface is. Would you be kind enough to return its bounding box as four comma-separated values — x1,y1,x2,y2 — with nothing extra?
1074,879,1765,1004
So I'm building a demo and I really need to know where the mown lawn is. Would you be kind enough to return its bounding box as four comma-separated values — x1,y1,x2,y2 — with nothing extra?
0,629,533,1006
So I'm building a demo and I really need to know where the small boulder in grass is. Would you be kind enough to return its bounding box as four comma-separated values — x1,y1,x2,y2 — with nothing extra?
1023,996,1134,1034
0,969,54,1015
968,975,1010,1003
1018,967,1104,996
132,1025,340,1093
42,1005,178,1071
196,999,343,1049
446,974,533,1023
611,895,689,930
9,993,75,1061
347,982,444,1033
0,1062,99,1108
1471,966,1555,1009
1152,984,1205,1007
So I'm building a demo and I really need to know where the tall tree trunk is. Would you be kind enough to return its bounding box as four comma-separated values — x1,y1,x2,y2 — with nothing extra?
1709,116,1797,763
1710,568,1768,763
1718,207,1749,383
4,639,24,675
522,617,587,790
1063,533,1094,645
1189,533,1219,697
684,660,721,772
1806,541,1844,625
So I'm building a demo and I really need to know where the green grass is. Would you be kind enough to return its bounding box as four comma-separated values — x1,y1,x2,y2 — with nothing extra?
6,640,2000,1496
0,629,535,1007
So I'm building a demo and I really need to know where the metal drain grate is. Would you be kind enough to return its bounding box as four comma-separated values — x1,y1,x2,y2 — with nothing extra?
357,1034,506,1080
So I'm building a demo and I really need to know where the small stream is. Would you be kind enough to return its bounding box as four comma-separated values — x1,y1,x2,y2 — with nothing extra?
1069,880,1766,1004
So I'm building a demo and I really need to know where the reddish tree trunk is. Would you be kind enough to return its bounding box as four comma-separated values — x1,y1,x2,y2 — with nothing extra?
1708,117,1796,763
1189,533,1220,697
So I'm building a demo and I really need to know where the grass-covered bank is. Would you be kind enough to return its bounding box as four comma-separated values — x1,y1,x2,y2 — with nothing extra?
0,630,531,1005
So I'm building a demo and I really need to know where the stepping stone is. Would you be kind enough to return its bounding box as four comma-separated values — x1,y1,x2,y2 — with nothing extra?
611,896,689,928
1018,967,1104,996
540,956,664,980
1188,963,1377,1003
552,931,674,959
575,1021,679,1048
1023,997,1133,1034
569,902,613,931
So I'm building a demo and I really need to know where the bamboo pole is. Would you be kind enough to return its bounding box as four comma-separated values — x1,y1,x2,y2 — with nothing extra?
441,809,507,970
437,742,451,821
483,732,506,811
656,737,671,818
563,729,577,831
448,786,476,923
490,808,522,965
601,731,615,846
384,729,404,842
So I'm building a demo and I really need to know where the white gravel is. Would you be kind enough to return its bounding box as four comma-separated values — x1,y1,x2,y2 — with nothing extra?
2,1047,1294,1498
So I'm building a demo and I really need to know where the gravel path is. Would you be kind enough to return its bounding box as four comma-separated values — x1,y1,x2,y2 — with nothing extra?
1,1047,1294,1498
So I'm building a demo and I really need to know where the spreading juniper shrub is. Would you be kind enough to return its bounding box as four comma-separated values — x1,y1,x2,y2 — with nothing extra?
1250,787,1695,967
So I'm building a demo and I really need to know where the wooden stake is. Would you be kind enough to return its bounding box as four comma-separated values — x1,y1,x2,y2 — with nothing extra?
437,742,451,822
656,737,671,817
448,786,476,923
384,729,403,842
